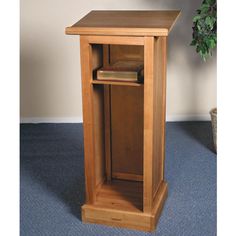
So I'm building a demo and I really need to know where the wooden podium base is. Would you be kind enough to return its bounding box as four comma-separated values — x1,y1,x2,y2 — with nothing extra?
82,181,168,232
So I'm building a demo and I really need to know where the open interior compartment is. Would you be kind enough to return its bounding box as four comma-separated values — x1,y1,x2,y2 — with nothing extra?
91,44,144,212
91,44,144,86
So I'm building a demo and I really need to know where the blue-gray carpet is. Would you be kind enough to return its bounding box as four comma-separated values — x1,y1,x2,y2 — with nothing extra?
20,122,216,236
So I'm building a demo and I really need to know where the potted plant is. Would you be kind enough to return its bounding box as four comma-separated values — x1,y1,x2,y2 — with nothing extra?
190,0,217,152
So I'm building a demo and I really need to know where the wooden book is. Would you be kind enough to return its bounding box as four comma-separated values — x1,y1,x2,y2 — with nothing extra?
97,60,144,82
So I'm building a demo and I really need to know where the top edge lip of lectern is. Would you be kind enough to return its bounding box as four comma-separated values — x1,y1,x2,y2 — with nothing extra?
65,10,181,36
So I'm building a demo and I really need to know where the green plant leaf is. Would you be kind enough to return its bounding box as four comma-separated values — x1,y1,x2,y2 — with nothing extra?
193,15,201,22
200,4,210,14
205,16,214,29
208,39,216,48
197,24,202,31
206,0,215,5
190,39,197,46
200,3,210,11
201,3,210,9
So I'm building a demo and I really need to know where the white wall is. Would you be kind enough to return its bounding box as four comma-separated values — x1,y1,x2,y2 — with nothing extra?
20,0,216,123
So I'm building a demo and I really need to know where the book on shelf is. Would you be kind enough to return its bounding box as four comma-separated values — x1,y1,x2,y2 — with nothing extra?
96,60,144,82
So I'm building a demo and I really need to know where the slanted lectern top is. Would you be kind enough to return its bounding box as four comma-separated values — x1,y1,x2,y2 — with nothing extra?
66,10,180,232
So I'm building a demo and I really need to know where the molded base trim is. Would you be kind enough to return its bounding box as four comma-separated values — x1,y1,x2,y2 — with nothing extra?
82,181,168,232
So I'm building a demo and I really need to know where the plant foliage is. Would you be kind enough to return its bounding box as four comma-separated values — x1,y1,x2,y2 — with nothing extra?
191,0,217,61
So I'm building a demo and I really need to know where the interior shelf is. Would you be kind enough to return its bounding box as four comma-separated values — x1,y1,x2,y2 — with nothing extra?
94,180,143,212
91,79,143,87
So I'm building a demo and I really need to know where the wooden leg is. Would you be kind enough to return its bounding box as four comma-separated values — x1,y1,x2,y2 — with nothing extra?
152,36,167,198
80,36,96,204
143,36,167,214
143,36,155,213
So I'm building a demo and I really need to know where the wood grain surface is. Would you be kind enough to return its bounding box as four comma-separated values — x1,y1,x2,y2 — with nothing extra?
66,10,180,36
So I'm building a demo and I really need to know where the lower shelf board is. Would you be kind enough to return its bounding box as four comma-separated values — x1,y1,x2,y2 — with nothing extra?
82,181,168,232
95,179,143,212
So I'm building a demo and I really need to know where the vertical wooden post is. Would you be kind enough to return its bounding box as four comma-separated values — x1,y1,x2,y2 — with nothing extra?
80,36,96,204
104,85,112,181
143,36,155,213
143,36,168,213
151,36,167,199
103,45,110,66
103,45,112,181
155,36,167,183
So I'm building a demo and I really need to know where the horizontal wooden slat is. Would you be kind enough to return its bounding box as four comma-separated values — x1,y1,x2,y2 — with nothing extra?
66,27,168,36
112,172,143,181
92,80,143,87
84,35,145,45
82,204,151,231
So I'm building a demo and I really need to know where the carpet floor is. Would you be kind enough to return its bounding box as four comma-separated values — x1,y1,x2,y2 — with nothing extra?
20,122,216,236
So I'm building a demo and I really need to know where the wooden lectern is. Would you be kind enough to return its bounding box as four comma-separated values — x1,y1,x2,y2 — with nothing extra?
66,10,180,232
